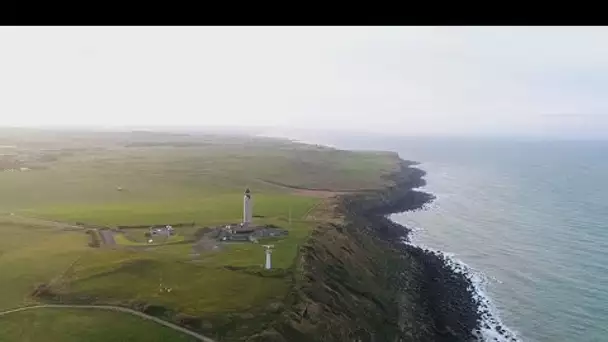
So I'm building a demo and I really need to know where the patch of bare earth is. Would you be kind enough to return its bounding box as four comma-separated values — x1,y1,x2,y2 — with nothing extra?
292,189,341,198
302,198,343,224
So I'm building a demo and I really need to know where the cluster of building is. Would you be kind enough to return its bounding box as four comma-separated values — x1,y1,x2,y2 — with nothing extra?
191,188,287,269
153,188,286,269
215,188,288,243
150,225,175,236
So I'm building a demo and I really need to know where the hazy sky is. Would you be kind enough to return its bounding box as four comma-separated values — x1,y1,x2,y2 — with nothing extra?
1,26,607,138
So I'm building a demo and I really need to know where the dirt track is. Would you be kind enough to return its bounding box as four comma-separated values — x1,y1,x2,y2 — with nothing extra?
99,229,116,246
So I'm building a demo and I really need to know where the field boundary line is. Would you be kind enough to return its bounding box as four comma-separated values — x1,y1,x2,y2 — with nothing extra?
0,304,215,342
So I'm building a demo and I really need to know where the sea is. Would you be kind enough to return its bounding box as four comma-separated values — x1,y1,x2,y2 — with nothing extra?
280,133,608,342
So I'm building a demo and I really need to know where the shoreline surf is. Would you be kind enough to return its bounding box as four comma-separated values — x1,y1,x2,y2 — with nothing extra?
393,165,521,342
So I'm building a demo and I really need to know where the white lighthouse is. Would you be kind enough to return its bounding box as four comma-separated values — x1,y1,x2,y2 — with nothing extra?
243,188,253,225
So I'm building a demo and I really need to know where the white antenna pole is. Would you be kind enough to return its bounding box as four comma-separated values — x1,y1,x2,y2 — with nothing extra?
263,245,274,270
265,249,272,269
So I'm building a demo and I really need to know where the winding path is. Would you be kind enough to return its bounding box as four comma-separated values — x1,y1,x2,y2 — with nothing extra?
0,304,215,342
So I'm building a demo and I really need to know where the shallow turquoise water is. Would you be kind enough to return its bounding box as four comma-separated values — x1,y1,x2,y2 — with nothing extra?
300,135,608,342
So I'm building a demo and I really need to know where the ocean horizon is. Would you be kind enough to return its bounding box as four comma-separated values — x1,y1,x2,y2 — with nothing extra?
288,134,608,342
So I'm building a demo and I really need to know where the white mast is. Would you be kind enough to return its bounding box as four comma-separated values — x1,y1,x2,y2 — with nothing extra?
263,244,274,269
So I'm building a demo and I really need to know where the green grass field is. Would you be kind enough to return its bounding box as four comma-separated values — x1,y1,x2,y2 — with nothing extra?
0,220,89,310
0,308,198,342
0,129,400,341
25,193,318,227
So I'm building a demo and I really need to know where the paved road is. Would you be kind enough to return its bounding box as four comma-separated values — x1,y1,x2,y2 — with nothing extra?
99,229,116,246
0,304,215,342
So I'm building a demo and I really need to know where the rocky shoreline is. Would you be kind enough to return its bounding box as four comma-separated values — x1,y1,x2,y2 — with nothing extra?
251,158,481,341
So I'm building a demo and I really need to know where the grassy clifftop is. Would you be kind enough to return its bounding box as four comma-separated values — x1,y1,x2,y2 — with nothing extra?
0,130,408,341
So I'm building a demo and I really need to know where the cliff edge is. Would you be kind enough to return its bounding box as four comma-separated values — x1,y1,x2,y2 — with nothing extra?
250,159,480,342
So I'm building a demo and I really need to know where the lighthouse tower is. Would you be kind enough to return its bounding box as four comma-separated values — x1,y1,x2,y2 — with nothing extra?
243,188,253,226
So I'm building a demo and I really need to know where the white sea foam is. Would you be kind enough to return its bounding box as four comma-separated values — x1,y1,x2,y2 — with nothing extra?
399,233,522,342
